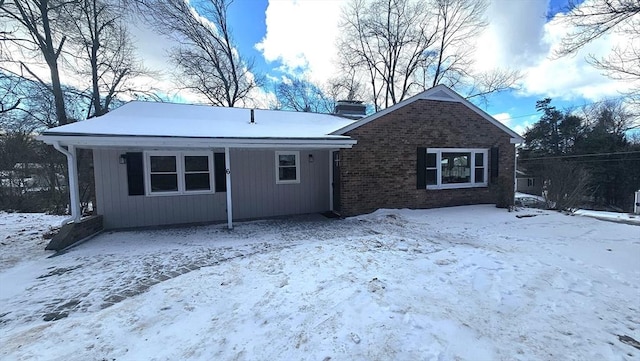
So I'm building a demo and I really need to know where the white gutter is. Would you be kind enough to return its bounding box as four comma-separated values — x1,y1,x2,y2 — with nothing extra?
52,142,82,225
37,135,357,149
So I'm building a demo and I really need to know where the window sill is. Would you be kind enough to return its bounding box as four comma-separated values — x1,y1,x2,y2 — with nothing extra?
276,180,301,185
427,183,488,190
146,190,215,197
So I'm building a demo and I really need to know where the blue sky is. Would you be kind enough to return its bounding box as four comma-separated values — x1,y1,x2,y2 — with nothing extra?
133,0,633,136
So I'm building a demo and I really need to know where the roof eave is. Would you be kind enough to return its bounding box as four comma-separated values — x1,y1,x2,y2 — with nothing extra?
36,134,358,149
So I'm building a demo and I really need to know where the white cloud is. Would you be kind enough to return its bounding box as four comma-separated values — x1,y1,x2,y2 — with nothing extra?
492,112,511,125
255,0,343,83
474,0,637,101
475,0,550,71
517,15,635,101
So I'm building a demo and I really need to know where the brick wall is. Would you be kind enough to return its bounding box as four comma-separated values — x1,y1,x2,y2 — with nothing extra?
339,99,516,216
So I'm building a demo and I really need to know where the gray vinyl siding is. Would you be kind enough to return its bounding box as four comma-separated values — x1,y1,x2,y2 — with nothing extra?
93,149,227,229
93,148,330,229
231,149,330,220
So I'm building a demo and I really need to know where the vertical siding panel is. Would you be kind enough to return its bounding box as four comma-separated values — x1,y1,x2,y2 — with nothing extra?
262,151,271,218
230,149,241,219
93,150,106,225
242,150,251,219
109,151,123,228
93,148,329,229
232,150,244,219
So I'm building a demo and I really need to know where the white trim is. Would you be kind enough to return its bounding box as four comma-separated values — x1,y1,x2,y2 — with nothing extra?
331,84,524,143
37,135,357,149
275,151,301,184
425,148,488,190
144,151,215,196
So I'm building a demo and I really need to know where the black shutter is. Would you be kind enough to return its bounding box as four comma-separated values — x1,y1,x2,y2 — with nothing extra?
126,152,145,196
417,147,426,189
490,147,499,181
214,152,227,192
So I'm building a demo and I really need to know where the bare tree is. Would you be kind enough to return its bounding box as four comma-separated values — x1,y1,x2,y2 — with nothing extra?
0,70,22,114
556,0,640,97
135,0,261,107
338,0,438,111
273,77,334,113
337,0,518,111
327,66,365,103
63,0,148,118
430,0,487,87
0,0,77,126
542,160,592,211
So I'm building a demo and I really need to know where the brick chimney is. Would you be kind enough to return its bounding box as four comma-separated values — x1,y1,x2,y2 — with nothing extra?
334,100,366,119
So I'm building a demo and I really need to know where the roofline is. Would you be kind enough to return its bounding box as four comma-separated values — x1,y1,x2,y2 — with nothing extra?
330,84,525,143
36,134,357,149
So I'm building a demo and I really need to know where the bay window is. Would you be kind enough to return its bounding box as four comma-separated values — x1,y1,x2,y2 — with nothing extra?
426,148,488,189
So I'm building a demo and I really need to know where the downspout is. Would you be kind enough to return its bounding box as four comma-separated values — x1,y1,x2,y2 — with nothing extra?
52,142,82,225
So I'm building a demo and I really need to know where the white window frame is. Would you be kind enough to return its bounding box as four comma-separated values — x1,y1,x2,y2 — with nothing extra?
426,148,488,189
275,151,300,184
144,151,215,196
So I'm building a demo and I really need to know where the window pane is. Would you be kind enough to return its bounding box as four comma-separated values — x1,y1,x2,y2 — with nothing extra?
150,174,178,192
441,152,470,184
279,167,297,181
475,153,484,166
279,154,296,167
185,173,210,191
426,153,436,168
426,169,437,185
475,168,484,183
150,156,176,172
185,156,209,172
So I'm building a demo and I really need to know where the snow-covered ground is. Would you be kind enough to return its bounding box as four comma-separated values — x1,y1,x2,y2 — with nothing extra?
574,209,640,225
1,206,639,361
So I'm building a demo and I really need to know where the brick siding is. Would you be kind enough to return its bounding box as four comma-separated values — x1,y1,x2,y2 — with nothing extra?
339,99,516,216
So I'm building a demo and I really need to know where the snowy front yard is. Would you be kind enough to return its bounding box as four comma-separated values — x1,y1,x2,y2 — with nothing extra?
1,206,639,361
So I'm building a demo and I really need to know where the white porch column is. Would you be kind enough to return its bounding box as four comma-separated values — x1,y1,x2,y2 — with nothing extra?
225,147,233,229
53,142,81,223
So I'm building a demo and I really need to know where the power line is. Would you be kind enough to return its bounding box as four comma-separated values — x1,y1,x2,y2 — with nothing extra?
519,150,640,161
495,94,637,121
520,157,640,164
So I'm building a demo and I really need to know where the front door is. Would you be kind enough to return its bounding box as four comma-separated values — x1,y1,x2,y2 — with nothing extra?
332,151,341,213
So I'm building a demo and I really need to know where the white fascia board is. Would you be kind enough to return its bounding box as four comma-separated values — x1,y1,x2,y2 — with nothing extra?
36,134,357,149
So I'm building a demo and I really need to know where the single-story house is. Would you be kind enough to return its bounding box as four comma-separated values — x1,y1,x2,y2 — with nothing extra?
38,85,523,244
516,169,543,196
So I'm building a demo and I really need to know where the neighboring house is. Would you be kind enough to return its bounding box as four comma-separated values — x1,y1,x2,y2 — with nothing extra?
515,169,543,196
38,85,523,237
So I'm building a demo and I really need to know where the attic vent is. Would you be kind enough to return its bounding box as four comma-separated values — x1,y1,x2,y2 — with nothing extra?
334,100,366,119
431,89,453,99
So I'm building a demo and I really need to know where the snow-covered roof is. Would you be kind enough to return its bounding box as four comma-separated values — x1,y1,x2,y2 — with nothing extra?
38,101,358,149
